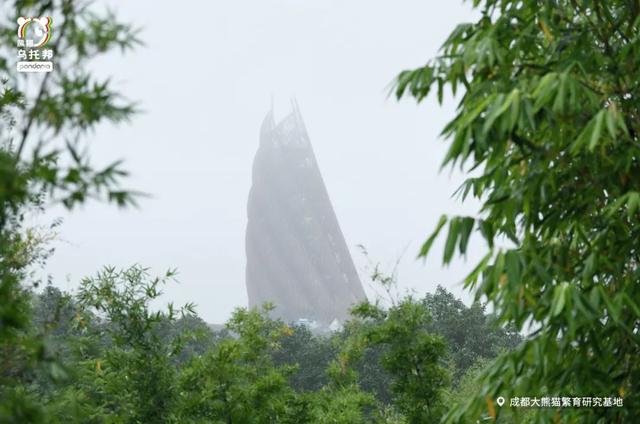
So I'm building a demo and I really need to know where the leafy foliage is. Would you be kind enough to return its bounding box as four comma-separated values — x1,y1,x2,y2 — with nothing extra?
348,298,450,423
396,0,640,421
272,323,338,393
423,286,521,384
4,267,522,424
73,266,194,423
0,1,140,420
176,306,299,423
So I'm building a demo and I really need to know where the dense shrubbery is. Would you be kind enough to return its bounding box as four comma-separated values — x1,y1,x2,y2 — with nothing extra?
9,270,517,423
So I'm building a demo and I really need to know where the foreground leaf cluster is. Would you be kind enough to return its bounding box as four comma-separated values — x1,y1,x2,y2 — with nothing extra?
397,0,640,421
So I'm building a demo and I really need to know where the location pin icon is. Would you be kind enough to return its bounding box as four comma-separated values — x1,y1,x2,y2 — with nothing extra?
496,396,505,407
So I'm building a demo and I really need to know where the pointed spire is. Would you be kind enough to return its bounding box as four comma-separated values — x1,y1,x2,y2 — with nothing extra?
246,104,367,325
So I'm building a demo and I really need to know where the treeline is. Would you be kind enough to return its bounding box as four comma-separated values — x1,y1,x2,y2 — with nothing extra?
3,265,520,423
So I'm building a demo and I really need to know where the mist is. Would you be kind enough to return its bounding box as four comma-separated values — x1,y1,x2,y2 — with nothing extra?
43,0,482,324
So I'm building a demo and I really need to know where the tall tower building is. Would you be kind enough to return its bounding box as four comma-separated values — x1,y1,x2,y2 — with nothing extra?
245,103,366,325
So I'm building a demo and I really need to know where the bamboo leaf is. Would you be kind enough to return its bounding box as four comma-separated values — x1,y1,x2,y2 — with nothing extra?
443,218,462,264
588,110,606,151
418,215,448,259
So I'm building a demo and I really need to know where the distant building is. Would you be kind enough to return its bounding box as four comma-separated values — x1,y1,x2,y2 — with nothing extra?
245,102,367,326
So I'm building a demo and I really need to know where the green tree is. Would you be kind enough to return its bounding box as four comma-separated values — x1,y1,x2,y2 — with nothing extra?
396,0,639,421
70,266,195,423
1,1,140,420
304,385,378,424
176,306,298,423
155,314,216,366
423,285,522,384
272,323,338,393
349,298,450,423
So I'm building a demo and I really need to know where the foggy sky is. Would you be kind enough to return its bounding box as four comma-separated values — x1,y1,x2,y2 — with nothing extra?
44,0,484,323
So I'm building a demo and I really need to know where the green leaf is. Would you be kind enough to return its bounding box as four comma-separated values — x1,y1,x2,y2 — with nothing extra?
464,251,493,289
458,217,475,255
588,110,606,151
572,110,606,154
478,220,495,248
605,107,617,139
599,286,621,323
627,192,640,218
532,72,558,112
456,95,494,130
443,218,462,264
508,89,520,131
505,250,521,285
582,253,596,282
551,282,568,317
418,215,448,259
483,93,511,134
552,72,567,113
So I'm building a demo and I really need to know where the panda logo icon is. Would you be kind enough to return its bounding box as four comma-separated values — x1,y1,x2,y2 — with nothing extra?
17,16,52,48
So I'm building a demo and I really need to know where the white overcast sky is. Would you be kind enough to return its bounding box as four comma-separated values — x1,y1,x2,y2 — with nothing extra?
44,0,485,323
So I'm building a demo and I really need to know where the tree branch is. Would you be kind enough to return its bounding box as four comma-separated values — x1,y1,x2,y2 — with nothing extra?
15,0,73,160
